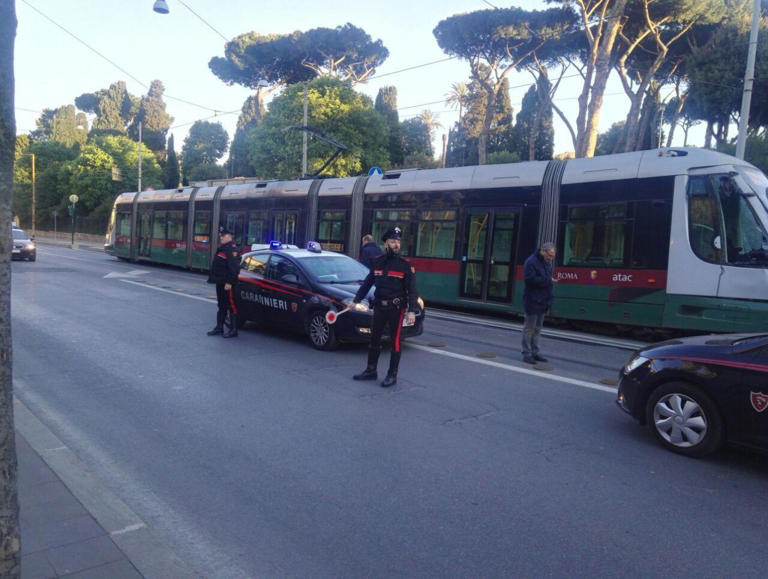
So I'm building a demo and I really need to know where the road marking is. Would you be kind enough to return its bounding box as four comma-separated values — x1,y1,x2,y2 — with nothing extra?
120,279,617,394
120,279,213,303
408,343,616,394
105,269,151,279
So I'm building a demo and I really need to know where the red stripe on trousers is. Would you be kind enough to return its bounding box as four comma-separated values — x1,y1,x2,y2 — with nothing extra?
394,309,405,352
227,288,238,314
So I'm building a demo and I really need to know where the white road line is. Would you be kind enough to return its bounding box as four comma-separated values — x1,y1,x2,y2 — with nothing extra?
120,279,214,303
408,343,617,394
120,278,618,394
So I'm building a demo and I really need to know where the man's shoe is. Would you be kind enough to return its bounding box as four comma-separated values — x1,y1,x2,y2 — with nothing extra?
381,373,397,387
533,354,548,362
353,367,378,380
207,327,223,336
523,355,536,364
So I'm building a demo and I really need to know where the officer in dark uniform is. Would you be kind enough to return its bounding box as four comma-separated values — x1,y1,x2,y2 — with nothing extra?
207,227,241,338
352,226,418,387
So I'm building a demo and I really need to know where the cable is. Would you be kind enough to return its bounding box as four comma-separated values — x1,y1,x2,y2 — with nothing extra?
20,0,222,113
176,0,229,43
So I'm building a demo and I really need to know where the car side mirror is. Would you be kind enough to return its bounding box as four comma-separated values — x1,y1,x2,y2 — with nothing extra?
281,273,299,285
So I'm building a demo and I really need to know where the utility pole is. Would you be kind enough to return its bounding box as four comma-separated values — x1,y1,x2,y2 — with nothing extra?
736,0,760,159
302,85,308,177
138,121,143,192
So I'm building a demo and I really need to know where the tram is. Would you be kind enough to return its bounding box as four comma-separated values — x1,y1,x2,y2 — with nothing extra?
105,148,768,333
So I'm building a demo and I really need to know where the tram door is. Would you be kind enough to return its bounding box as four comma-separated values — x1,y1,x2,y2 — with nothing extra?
460,208,519,302
272,211,298,245
137,208,153,257
224,213,245,248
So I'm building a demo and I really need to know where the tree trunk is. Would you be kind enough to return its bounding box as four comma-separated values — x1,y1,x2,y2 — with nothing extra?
575,0,628,158
478,87,496,165
0,1,20,576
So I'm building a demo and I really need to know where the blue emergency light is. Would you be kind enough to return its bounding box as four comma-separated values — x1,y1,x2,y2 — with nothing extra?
269,240,283,250
306,241,322,253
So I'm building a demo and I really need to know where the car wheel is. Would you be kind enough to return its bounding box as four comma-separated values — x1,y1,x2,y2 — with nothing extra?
308,311,338,350
645,381,723,457
29,255,36,262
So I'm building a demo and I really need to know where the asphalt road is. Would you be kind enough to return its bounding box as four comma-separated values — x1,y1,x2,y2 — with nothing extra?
11,246,768,578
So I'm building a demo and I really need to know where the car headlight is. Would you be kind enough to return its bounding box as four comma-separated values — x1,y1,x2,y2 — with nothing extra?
343,298,370,312
26,243,35,250
623,355,649,374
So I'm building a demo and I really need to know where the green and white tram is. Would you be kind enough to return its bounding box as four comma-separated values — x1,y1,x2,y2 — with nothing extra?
105,148,768,333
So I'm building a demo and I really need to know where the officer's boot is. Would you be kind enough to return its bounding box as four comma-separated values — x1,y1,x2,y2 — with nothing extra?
223,313,238,338
381,351,401,387
207,311,225,335
353,349,379,380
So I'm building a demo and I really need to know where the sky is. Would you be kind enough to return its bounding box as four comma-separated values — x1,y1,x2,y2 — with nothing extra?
13,0,683,165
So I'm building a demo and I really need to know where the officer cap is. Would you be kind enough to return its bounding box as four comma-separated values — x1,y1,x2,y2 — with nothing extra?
382,226,402,242
218,227,232,236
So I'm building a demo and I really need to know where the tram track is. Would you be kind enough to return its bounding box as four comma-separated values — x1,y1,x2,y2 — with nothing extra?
426,308,648,352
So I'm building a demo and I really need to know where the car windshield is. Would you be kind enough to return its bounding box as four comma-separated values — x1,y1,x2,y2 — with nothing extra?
297,255,370,283
12,230,29,240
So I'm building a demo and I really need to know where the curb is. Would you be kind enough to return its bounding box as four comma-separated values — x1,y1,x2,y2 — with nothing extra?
14,396,197,579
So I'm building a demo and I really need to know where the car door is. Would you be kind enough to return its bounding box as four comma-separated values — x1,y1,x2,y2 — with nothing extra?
733,343,768,449
264,255,305,330
237,253,269,326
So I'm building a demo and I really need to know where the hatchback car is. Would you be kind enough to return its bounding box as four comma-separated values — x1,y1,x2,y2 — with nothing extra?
11,228,36,261
236,242,425,349
617,333,768,457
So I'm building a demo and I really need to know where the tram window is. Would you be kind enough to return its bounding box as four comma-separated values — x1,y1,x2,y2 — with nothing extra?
717,183,768,265
194,211,211,244
561,203,629,267
373,210,413,256
687,176,723,264
247,212,266,245
632,201,670,269
153,212,167,239
242,254,267,275
167,211,184,242
317,211,347,252
116,212,131,237
416,210,456,259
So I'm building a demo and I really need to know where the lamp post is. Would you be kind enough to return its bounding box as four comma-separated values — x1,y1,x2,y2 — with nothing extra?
736,0,760,159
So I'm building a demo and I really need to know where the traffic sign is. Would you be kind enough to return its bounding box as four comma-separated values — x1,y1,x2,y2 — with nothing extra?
368,167,383,176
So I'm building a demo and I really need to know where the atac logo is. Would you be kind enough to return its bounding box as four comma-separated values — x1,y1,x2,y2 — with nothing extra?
750,391,768,412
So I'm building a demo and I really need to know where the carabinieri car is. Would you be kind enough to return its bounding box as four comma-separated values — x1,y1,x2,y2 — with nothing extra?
235,241,425,350
617,333,768,457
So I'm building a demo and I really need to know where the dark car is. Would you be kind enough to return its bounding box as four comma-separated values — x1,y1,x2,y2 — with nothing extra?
617,333,768,457
11,228,36,261
236,242,425,350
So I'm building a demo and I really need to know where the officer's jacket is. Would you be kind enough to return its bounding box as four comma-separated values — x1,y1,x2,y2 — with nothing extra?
522,251,554,314
207,241,240,285
355,252,418,310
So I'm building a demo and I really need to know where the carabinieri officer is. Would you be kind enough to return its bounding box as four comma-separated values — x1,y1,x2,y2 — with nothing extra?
207,227,241,338
352,226,418,387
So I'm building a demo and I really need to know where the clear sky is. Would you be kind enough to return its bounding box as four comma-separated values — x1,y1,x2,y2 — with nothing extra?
13,0,667,162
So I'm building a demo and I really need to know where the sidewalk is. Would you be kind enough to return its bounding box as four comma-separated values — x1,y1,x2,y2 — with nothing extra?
32,231,105,253
14,397,195,578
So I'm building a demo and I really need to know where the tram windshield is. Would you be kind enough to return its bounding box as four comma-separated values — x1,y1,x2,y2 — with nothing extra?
688,173,768,267
737,166,768,212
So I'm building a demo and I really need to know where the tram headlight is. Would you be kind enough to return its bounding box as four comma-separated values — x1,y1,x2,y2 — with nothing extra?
623,354,649,374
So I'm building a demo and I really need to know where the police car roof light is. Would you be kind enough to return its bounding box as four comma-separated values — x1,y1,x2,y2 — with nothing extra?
269,240,283,250
306,241,322,253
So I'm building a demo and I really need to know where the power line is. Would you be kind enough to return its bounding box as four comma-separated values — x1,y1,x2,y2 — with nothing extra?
176,0,229,43
20,0,222,113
